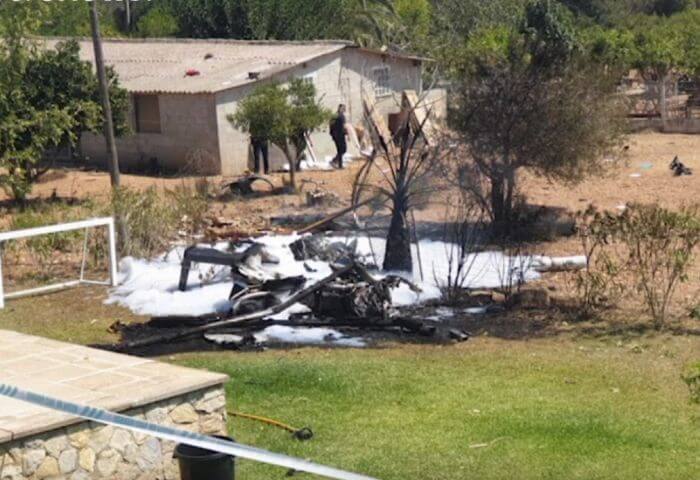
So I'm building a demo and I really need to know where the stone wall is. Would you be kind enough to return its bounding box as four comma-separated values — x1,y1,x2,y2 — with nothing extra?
0,386,227,480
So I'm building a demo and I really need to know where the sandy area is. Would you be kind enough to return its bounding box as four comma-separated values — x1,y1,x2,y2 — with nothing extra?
2,131,697,224
522,131,699,212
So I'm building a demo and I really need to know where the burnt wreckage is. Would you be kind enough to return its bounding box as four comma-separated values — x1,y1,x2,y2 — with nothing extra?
110,235,470,352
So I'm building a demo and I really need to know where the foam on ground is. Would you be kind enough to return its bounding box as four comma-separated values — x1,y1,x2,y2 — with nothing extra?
107,233,553,346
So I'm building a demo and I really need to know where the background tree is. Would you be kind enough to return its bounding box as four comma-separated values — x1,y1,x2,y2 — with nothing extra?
37,0,123,37
668,8,700,77
448,0,626,232
429,0,526,73
628,15,684,126
0,3,128,203
229,79,330,191
135,7,179,37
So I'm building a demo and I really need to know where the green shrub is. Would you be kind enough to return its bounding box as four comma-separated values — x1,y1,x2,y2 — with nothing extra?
682,362,700,404
110,184,210,258
614,204,700,328
574,206,626,318
166,181,211,237
575,204,700,327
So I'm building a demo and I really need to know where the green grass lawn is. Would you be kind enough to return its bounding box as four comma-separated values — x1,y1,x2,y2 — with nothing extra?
1,288,698,479
178,339,700,480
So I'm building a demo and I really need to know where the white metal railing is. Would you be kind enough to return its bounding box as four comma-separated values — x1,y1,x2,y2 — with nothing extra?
0,217,118,309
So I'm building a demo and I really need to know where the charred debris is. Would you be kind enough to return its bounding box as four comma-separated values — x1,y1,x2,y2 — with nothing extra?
107,234,472,354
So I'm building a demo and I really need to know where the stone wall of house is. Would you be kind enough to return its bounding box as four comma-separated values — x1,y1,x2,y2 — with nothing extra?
0,386,227,480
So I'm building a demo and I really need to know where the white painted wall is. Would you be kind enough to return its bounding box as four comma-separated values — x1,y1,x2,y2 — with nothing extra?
81,49,423,176
81,93,221,175
215,48,423,175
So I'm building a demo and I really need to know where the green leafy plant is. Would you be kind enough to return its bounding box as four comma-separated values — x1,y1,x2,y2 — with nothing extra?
574,206,626,318
0,6,128,203
448,0,626,233
110,184,210,258
136,6,179,37
614,204,700,328
229,79,330,191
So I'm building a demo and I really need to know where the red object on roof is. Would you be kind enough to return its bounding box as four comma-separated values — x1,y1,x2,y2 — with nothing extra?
185,69,200,77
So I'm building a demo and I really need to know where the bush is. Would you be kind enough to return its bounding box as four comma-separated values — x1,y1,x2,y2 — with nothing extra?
136,6,179,37
574,206,626,318
681,362,700,404
110,184,210,258
615,204,700,328
574,204,700,326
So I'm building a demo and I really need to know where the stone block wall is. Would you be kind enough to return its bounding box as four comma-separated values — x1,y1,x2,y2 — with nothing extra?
0,386,227,480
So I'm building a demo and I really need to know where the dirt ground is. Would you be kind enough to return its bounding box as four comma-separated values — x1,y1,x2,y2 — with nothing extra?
522,131,699,211
4,131,696,218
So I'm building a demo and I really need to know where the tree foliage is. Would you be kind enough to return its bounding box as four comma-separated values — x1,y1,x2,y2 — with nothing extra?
229,80,330,190
36,0,123,37
0,2,128,202
148,0,350,40
448,0,626,230
136,7,179,37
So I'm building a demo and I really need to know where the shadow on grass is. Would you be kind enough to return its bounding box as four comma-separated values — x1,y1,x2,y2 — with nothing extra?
92,297,700,358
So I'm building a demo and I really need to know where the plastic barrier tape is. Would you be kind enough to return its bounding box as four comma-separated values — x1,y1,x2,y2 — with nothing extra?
0,384,375,480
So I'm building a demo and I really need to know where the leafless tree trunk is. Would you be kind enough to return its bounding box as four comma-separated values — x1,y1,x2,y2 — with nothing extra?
383,195,411,271
124,0,131,32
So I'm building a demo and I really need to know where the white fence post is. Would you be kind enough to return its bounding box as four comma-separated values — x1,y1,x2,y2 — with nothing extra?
108,217,118,287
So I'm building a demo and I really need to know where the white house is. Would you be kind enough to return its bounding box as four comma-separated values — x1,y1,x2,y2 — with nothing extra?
42,38,432,175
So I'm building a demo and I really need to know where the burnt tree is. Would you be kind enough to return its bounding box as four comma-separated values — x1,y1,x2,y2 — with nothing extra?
353,98,446,273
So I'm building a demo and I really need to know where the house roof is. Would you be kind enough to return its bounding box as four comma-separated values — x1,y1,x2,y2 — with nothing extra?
39,38,424,95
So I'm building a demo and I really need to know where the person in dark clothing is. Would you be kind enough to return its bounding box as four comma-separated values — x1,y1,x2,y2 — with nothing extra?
251,136,269,174
330,104,347,169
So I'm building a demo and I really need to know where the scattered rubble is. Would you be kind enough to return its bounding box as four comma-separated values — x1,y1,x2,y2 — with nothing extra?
670,156,693,176
225,174,276,195
301,180,341,207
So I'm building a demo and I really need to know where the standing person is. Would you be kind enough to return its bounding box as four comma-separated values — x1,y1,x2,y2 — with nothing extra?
251,135,269,174
330,104,347,169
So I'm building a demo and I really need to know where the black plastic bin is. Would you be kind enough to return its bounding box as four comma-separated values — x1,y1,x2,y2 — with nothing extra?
174,435,235,480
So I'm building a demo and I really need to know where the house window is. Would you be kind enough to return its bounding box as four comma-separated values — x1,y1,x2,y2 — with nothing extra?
134,94,161,133
372,66,391,97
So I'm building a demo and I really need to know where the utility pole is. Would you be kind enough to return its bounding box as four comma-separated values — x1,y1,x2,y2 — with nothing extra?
89,0,121,188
